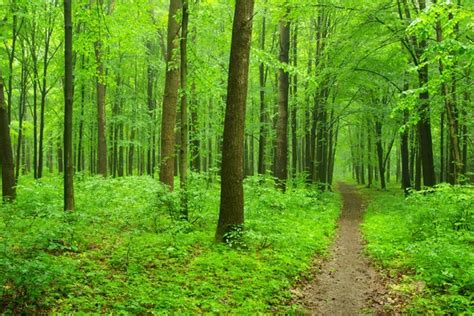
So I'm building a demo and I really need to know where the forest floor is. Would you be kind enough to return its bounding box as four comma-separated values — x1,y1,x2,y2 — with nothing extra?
294,183,394,315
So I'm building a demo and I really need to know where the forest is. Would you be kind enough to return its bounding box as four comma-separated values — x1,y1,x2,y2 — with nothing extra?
0,0,473,314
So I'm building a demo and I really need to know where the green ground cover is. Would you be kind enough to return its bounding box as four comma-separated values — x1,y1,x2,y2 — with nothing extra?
362,184,474,314
0,175,340,314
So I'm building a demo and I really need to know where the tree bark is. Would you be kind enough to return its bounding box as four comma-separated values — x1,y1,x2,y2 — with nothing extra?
0,71,16,201
159,0,182,190
290,23,298,182
179,1,189,219
95,39,108,177
216,0,255,242
275,19,290,191
257,12,267,175
64,0,75,211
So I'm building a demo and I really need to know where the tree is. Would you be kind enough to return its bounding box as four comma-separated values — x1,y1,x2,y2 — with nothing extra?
64,0,75,211
0,71,16,201
275,17,290,191
159,0,182,190
215,0,255,243
95,2,108,177
179,0,189,218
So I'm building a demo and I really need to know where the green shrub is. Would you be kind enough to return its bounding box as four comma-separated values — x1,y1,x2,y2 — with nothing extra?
362,185,474,314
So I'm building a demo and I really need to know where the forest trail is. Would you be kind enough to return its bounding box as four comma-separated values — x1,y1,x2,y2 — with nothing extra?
295,183,388,315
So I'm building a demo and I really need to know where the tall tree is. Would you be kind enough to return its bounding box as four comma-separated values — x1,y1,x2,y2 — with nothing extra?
0,71,16,201
94,0,109,177
159,0,182,190
64,0,75,211
179,0,189,218
257,11,267,175
275,17,290,191
215,0,255,242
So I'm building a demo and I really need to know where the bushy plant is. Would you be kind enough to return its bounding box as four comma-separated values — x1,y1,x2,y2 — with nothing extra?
362,185,474,314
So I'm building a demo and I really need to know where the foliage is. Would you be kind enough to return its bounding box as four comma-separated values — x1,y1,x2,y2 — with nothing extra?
362,185,474,314
0,175,340,313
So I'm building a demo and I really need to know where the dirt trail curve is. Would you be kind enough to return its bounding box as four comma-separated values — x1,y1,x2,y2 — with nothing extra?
296,183,389,315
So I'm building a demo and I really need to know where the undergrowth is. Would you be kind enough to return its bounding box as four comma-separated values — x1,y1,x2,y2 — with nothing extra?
361,184,474,314
0,174,340,313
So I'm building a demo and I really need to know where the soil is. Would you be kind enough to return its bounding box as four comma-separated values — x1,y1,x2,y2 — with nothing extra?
293,183,396,315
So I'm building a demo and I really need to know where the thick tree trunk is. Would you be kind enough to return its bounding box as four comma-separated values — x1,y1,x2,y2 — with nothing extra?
216,0,255,242
275,20,290,191
64,0,75,211
159,0,182,190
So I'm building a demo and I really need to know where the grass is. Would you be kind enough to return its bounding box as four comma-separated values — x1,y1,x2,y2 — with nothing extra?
0,174,340,314
360,184,474,314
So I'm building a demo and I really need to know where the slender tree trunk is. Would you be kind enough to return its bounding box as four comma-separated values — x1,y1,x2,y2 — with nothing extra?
179,1,189,219
440,110,445,182
159,0,182,190
190,82,200,172
64,0,75,211
290,23,298,182
435,15,462,184
257,13,267,175
38,19,54,179
417,64,436,187
401,110,411,194
77,63,86,173
0,72,16,201
275,19,290,191
95,40,108,177
216,0,255,242
15,56,27,180
146,39,156,176
7,5,19,123
367,123,373,187
415,135,422,190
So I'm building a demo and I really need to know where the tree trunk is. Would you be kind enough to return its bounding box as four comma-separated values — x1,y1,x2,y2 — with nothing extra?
417,64,436,187
15,53,27,180
275,19,290,191
159,0,182,190
64,0,75,211
257,13,267,175
375,120,386,189
179,1,189,219
215,0,255,242
95,40,108,177
0,72,16,201
290,23,298,182
367,123,373,187
435,22,462,184
38,16,54,179
190,82,200,172
77,64,86,173
401,110,411,194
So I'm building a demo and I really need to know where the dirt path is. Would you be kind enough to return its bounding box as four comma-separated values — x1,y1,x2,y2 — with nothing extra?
295,183,388,315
